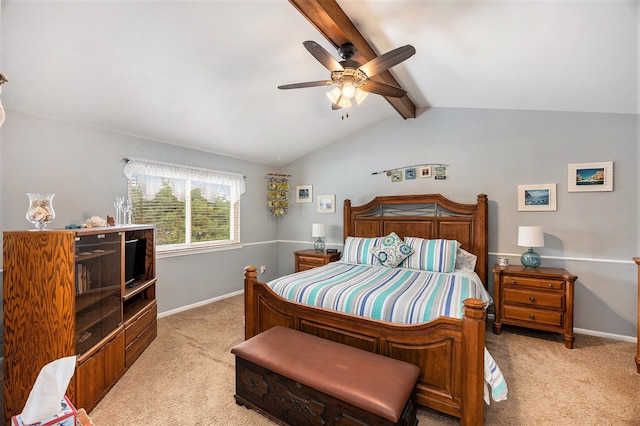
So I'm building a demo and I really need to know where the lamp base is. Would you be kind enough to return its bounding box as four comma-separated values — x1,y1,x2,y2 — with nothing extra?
314,238,325,253
520,248,541,268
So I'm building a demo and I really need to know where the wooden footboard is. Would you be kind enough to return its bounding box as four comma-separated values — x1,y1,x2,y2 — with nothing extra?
244,266,486,426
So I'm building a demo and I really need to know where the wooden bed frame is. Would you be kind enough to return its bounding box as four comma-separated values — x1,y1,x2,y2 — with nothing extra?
244,194,489,425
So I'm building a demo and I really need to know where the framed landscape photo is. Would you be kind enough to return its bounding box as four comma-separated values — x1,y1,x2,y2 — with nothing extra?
567,161,613,192
518,183,557,211
391,170,403,182
296,185,312,203
405,168,416,180
317,194,335,213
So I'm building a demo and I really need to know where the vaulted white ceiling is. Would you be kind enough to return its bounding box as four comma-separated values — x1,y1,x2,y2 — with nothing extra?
2,1,638,166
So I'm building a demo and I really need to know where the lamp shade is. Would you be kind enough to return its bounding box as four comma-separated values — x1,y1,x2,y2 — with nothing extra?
311,223,326,238
518,226,544,248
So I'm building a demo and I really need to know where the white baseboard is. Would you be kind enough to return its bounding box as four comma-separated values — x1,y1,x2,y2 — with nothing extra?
574,327,637,343
488,312,636,343
157,290,244,318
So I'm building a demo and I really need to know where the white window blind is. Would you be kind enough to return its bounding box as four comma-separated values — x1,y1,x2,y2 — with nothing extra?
123,158,245,250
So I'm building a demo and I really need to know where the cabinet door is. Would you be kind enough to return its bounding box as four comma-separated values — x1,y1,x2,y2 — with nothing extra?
103,331,126,388
75,233,123,355
75,349,105,411
75,330,125,412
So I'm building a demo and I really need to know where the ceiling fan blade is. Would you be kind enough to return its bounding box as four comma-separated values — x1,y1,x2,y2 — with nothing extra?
358,45,416,78
278,80,335,90
360,80,407,98
303,41,344,72
331,103,342,110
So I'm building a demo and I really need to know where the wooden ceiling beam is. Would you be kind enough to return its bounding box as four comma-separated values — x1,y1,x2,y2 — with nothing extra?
288,0,417,119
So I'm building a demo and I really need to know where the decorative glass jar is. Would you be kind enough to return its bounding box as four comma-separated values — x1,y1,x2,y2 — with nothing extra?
26,193,55,230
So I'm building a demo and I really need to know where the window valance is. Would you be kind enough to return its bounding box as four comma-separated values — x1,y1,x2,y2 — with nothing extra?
123,157,245,204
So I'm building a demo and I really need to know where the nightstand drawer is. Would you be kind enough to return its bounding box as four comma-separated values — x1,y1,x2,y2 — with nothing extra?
503,305,563,327
502,275,564,290
294,250,342,272
503,288,564,309
298,255,327,267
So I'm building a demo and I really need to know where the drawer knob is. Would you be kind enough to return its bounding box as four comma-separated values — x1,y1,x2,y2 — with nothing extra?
511,279,517,285
529,314,535,320
529,296,536,302
548,283,553,288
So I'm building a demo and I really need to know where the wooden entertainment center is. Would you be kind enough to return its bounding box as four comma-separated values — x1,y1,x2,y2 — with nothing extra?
2,225,157,424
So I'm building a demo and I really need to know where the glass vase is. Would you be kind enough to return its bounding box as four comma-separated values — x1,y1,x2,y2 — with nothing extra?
26,193,55,231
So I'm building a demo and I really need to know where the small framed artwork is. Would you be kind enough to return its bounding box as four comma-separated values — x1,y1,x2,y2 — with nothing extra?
419,166,432,178
296,185,312,203
518,183,557,211
567,161,613,192
317,194,335,213
405,168,416,180
391,170,403,182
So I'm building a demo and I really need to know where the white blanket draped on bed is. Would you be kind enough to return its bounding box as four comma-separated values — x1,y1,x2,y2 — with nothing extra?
268,261,508,404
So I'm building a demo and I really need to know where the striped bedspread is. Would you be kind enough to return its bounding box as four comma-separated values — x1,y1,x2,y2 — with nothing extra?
267,261,508,403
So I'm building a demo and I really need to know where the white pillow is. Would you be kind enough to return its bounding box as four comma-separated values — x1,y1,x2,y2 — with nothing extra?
455,247,477,272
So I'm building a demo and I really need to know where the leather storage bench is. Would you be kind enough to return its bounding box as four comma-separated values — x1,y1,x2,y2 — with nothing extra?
231,326,420,426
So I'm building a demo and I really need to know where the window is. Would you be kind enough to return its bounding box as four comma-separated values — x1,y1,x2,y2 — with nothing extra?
124,158,245,251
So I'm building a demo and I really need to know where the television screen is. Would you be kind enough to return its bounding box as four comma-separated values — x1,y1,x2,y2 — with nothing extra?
124,238,146,286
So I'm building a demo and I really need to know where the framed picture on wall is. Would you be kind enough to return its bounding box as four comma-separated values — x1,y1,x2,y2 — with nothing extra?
296,185,312,203
419,166,432,178
567,161,613,192
317,194,335,213
518,183,557,211
405,168,416,180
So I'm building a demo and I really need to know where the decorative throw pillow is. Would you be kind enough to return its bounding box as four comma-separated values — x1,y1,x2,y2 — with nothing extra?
341,236,383,265
371,232,414,268
403,237,460,273
455,247,477,272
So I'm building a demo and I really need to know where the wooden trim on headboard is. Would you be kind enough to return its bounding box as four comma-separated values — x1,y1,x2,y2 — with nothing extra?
344,194,489,286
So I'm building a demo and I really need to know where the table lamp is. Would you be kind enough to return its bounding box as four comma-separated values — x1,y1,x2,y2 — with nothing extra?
518,226,544,268
312,223,326,253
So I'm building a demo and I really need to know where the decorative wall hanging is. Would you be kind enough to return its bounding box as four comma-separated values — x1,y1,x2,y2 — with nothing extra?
434,166,447,180
0,73,8,127
517,183,557,211
266,174,290,217
567,161,613,192
372,163,449,182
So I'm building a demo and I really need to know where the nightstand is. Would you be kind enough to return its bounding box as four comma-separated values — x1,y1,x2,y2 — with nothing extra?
294,249,341,272
493,265,578,349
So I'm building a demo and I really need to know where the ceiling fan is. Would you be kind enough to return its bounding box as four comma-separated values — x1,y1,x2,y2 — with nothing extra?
278,41,416,110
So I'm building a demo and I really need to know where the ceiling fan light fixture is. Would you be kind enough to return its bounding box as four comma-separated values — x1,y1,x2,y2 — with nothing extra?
327,86,342,104
336,95,351,109
341,82,356,99
354,88,368,105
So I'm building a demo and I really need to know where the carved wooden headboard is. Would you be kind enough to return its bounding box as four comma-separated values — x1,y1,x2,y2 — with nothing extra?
344,194,489,287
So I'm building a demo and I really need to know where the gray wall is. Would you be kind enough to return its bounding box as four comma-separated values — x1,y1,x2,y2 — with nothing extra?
0,107,638,340
0,110,280,316
278,108,638,338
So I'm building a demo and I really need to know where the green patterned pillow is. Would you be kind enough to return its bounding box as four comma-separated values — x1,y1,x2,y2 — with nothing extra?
371,232,414,268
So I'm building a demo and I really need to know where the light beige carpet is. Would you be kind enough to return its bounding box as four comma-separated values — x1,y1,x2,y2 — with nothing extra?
89,295,639,425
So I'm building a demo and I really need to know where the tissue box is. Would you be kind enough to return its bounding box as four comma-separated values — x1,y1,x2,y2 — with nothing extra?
11,396,76,426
